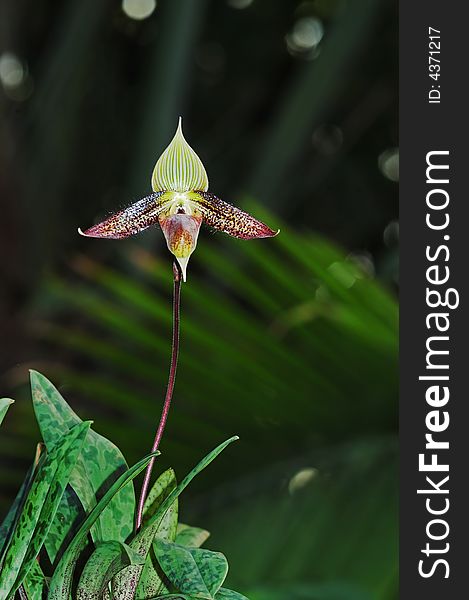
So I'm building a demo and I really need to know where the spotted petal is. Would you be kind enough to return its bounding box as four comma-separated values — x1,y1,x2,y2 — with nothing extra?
79,192,167,239
152,118,209,193
194,192,279,240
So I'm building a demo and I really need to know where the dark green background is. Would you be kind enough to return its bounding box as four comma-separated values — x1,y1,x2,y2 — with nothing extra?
0,1,398,598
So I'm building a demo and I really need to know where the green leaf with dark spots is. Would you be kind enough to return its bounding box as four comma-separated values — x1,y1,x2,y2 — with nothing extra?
77,541,145,600
0,421,90,599
31,370,135,557
48,451,158,600
176,524,210,549
137,468,179,599
154,539,228,599
112,436,238,600
0,445,45,569
0,476,28,568
46,485,85,566
142,468,178,527
22,560,47,600
0,398,14,426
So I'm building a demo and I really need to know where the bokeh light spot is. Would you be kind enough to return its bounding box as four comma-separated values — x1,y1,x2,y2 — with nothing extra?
378,147,399,182
347,252,375,278
328,261,357,288
122,0,156,21
286,17,324,57
293,17,324,49
289,467,318,494
0,52,25,89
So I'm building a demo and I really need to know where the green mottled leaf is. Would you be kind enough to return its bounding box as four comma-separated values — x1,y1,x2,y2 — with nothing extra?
0,421,90,599
137,468,179,599
113,436,238,600
46,485,85,566
154,538,228,599
176,524,210,548
31,370,134,559
0,478,28,567
22,560,47,600
143,468,178,527
77,541,144,600
215,588,249,600
31,373,95,562
0,398,14,426
48,452,158,600
0,445,45,569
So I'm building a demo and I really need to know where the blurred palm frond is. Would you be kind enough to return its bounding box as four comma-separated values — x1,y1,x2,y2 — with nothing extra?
1,205,397,597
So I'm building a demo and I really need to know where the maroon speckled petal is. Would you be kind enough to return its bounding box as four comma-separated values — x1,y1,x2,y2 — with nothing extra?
79,192,166,240
195,192,279,240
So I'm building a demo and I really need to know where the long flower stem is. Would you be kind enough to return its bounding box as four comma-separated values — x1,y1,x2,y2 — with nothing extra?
135,261,181,530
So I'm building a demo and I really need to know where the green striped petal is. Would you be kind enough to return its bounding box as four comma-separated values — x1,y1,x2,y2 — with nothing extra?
151,117,209,193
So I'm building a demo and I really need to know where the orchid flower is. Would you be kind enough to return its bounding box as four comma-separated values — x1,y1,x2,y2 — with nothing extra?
80,118,278,531
79,117,278,281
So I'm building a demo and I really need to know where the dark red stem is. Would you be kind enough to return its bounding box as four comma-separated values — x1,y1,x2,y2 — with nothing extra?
135,261,181,530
